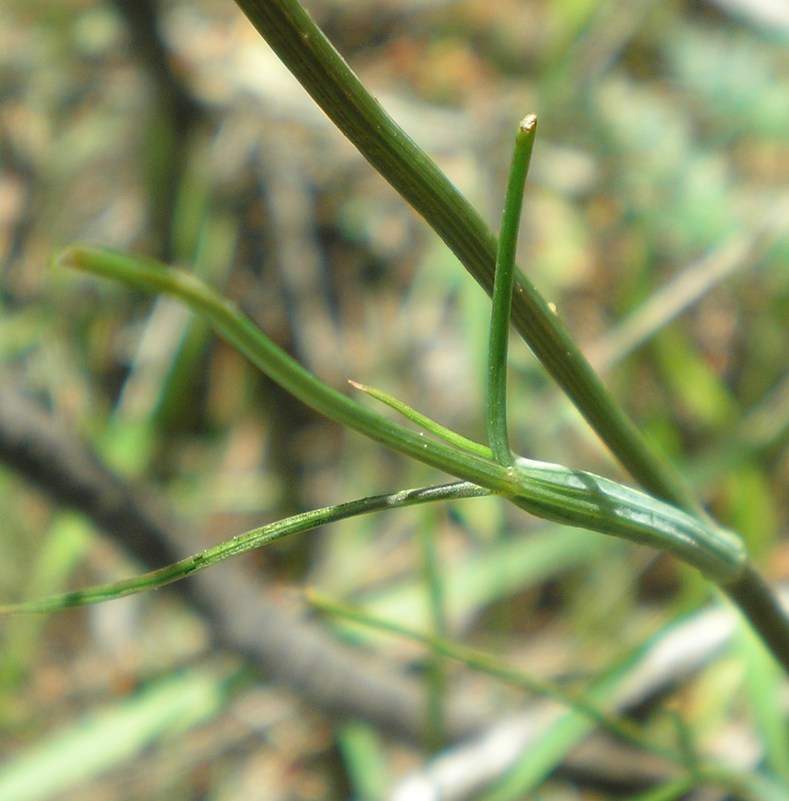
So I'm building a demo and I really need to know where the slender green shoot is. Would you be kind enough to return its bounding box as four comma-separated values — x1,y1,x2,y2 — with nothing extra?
419,506,449,749
57,246,518,496
487,114,537,465
308,589,680,767
349,379,492,459
310,592,766,798
0,482,490,615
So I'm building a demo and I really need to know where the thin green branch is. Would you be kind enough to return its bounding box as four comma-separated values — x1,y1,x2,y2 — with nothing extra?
349,380,491,459
487,114,537,465
0,482,490,614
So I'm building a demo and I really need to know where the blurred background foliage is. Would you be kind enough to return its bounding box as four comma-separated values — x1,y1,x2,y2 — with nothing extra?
0,0,787,799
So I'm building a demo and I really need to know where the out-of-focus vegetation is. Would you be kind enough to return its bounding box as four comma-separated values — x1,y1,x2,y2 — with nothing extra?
0,0,787,799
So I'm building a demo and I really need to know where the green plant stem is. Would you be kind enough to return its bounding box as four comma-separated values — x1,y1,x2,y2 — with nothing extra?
0,481,490,614
226,0,789,674
230,0,698,514
60,247,517,495
58,249,789,674
510,458,745,585
58,247,747,586
419,508,448,749
723,565,789,673
349,380,492,459
487,114,537,465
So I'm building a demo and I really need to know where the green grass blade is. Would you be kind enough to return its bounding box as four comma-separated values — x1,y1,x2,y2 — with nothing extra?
737,622,789,783
339,524,608,645
0,482,490,614
337,722,389,801
0,666,236,801
623,778,697,801
308,590,657,752
487,114,537,465
419,506,449,748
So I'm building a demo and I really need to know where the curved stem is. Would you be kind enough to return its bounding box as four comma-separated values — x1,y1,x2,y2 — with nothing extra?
0,481,490,614
59,246,518,495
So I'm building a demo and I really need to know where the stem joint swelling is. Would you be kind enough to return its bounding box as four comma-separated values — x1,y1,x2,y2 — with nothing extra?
512,457,747,586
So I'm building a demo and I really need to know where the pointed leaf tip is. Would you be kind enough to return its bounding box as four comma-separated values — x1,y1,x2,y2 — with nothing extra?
519,113,537,132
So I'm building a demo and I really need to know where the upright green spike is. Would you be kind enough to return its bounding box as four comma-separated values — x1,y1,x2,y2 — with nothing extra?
486,114,538,466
